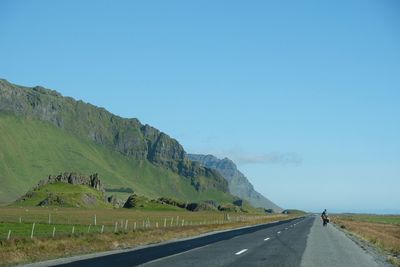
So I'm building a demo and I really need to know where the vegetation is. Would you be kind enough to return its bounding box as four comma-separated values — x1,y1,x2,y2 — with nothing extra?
0,206,298,266
0,79,230,205
105,187,134,193
337,214,400,225
333,214,400,266
0,114,234,205
13,183,110,208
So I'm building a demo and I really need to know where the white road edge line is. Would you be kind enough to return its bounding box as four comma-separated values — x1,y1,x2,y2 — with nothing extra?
264,237,270,241
235,249,248,255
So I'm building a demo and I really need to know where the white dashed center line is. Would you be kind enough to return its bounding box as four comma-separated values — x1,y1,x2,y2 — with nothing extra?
264,237,270,241
277,231,281,234
235,249,248,255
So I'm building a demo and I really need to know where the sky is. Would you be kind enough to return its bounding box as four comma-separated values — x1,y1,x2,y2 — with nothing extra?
0,0,399,213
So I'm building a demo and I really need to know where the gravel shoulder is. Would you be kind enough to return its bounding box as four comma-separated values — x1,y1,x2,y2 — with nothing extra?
301,216,391,267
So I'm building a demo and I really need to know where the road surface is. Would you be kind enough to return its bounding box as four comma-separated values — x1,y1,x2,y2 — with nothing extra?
32,216,385,267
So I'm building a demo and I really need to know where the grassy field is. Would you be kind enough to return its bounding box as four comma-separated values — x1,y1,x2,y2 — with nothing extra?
0,207,296,266
336,214,400,225
333,214,400,266
0,113,234,204
0,207,285,239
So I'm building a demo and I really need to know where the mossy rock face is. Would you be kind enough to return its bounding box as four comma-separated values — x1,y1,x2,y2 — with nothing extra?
14,182,110,208
218,204,241,212
0,79,238,207
123,194,138,208
186,202,217,212
38,193,66,206
157,197,187,209
0,79,229,196
233,199,244,207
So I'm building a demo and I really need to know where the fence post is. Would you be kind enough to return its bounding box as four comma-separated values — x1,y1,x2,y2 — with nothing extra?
156,222,159,228
164,218,167,228
134,222,137,231
170,218,174,227
182,219,184,227
31,223,35,239
88,224,91,233
7,230,11,240
94,215,97,226
114,222,118,233
52,226,56,238
48,214,51,224
101,225,104,234
19,217,22,223
176,216,179,226
72,226,75,235
125,220,128,232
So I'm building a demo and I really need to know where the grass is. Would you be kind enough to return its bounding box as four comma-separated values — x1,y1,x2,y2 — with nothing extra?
13,183,110,208
337,214,400,225
0,207,297,266
333,214,400,266
0,207,270,232
0,113,234,205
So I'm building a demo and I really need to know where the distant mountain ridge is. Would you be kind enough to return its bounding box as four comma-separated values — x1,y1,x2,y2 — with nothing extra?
188,154,283,212
0,79,231,203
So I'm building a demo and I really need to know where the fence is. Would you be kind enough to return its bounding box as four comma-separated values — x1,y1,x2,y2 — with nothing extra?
0,207,273,240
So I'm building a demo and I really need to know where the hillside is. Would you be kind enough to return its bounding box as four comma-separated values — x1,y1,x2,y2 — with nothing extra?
188,154,283,212
14,183,110,208
0,79,233,204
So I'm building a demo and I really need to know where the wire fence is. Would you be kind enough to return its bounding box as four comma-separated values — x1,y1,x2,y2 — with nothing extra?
0,208,275,240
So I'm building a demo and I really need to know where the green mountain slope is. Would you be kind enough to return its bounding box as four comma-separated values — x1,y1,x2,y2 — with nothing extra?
0,114,233,204
0,79,233,204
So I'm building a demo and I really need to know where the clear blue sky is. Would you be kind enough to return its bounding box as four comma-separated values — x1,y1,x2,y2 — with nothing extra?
1,0,399,213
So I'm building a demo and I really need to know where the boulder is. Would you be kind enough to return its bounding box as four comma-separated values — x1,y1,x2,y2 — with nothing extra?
123,194,138,208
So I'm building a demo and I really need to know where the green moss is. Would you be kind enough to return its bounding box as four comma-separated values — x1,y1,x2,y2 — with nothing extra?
13,183,109,208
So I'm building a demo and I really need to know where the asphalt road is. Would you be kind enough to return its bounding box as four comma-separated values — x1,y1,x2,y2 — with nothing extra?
41,215,384,267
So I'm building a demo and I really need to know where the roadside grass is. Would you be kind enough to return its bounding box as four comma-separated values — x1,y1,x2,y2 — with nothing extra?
0,207,297,266
0,207,256,230
333,215,400,266
338,214,400,225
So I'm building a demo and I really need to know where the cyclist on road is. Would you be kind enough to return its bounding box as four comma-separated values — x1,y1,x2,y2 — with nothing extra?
321,209,329,226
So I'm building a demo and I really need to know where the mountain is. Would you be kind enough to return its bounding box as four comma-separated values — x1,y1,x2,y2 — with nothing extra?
0,79,232,204
188,154,283,212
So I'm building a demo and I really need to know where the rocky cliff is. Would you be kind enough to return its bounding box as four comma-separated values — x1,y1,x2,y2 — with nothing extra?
35,172,104,192
0,79,228,194
188,154,283,212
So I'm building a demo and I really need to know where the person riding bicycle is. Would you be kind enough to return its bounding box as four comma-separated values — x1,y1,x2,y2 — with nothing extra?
321,209,329,226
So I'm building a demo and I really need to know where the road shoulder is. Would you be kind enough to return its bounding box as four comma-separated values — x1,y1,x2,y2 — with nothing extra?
331,222,393,267
301,216,387,267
